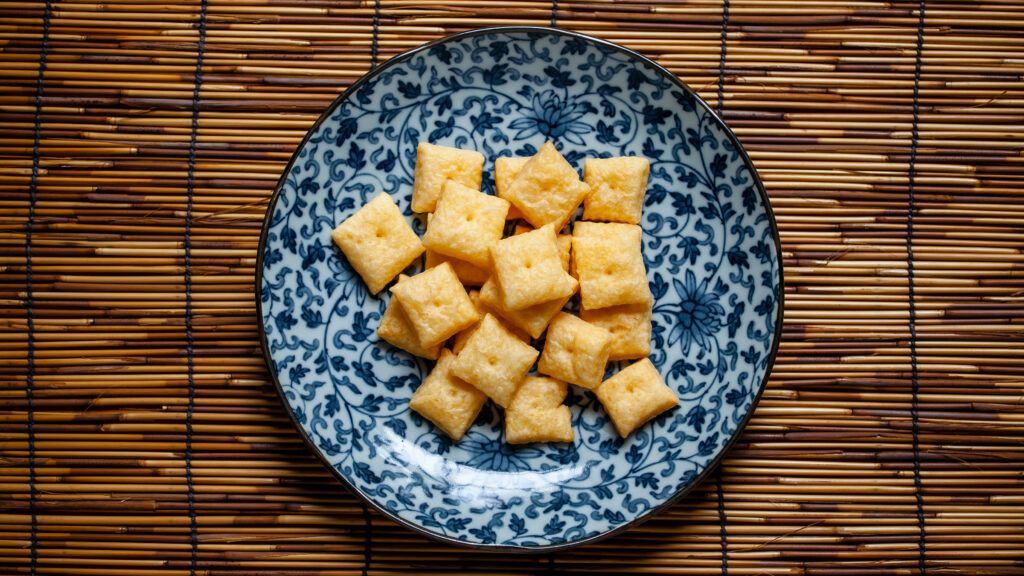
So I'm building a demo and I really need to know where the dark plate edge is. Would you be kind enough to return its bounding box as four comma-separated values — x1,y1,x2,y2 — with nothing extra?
254,25,785,553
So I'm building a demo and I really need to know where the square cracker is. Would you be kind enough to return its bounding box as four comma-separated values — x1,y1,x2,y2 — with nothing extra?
376,275,441,360
580,302,652,360
572,221,651,310
583,156,650,225
425,249,489,287
330,192,424,294
537,312,613,390
478,276,571,340
451,314,538,408
595,358,678,438
495,156,529,220
514,223,571,273
412,142,484,213
390,262,479,348
505,141,591,231
490,223,577,311
452,290,529,354
451,290,482,354
505,376,573,444
409,349,487,441
557,234,573,275
422,179,509,269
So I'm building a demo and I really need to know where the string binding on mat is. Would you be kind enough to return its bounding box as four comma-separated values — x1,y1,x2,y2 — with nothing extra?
360,502,372,576
26,2,52,575
360,10,380,572
717,0,729,118
908,0,927,574
371,0,380,69
354,10,383,572
185,1,209,574
551,0,558,28
715,2,730,574
716,472,728,575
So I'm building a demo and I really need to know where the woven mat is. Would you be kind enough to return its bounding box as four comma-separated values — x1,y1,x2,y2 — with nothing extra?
3,1,1023,574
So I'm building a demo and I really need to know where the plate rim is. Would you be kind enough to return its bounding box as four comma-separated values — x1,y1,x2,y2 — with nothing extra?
255,24,784,552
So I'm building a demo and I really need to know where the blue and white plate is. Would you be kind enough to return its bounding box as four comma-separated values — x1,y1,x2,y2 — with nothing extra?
257,26,782,551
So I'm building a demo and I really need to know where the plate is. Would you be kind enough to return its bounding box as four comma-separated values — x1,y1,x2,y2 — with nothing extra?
257,26,782,551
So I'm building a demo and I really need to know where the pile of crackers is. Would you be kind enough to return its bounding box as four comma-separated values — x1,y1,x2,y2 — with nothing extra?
330,141,679,445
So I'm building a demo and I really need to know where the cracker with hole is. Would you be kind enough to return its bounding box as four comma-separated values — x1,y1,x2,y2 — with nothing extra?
583,156,650,225
505,376,573,444
572,221,651,310
330,192,424,295
389,262,479,348
505,141,591,230
451,313,538,408
478,275,572,340
425,249,489,287
422,179,510,269
595,358,678,438
494,156,529,220
514,223,571,273
452,290,529,353
376,275,441,360
409,349,487,441
411,142,484,213
537,312,613,390
580,302,652,361
490,223,577,311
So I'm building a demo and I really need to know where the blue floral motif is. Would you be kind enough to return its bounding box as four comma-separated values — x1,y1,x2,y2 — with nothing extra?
258,27,781,550
510,90,595,144
461,432,543,472
663,270,725,355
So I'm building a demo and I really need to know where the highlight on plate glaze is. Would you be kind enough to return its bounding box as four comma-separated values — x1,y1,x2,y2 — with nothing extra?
258,27,781,549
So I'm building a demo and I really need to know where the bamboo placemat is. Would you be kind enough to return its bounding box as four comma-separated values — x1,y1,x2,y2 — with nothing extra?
3,0,1023,574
